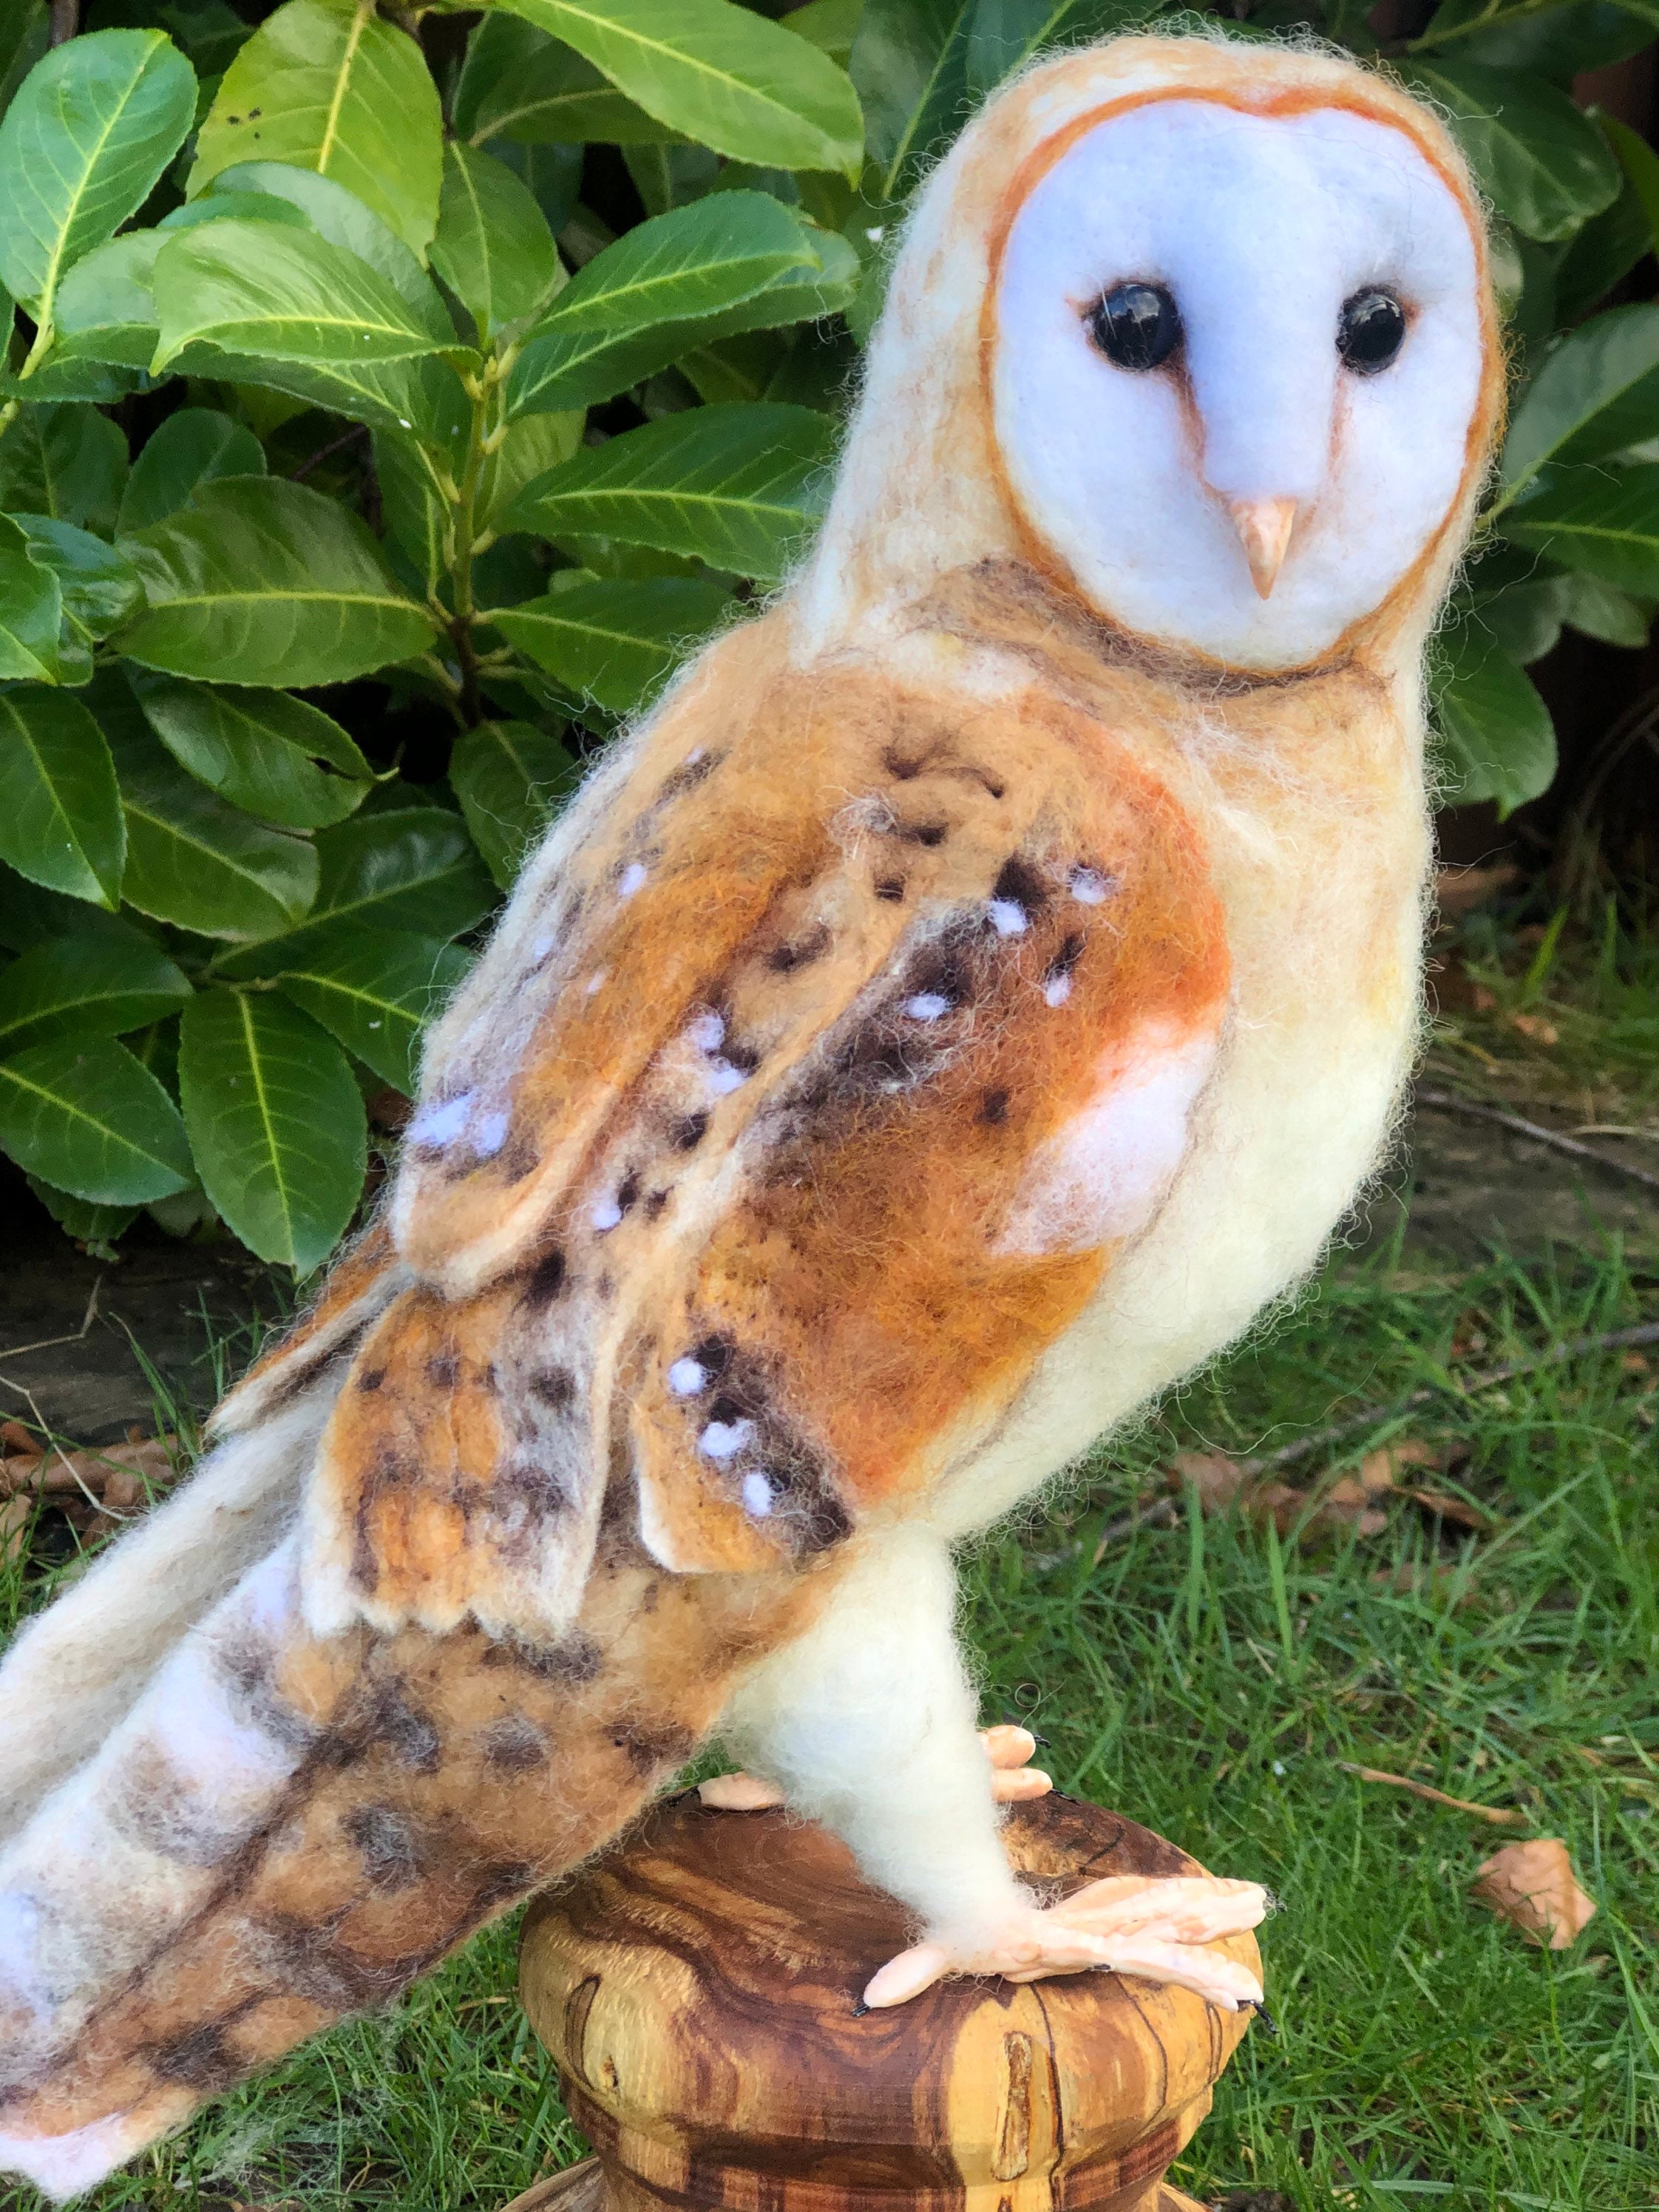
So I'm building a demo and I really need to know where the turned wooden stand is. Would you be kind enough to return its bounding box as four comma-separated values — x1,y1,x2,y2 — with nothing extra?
509,1794,1261,2212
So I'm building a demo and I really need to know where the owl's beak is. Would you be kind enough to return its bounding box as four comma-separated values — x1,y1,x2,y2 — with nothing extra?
1229,498,1298,599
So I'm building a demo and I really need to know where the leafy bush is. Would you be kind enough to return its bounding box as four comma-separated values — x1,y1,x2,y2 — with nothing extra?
0,0,1654,1273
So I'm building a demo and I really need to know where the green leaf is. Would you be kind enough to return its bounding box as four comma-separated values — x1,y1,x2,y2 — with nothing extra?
48,230,163,371
0,27,197,326
178,984,364,1270
963,0,1159,101
1601,112,1659,256
25,1174,139,1249
1504,462,1659,594
13,515,144,639
118,474,436,686
372,427,449,593
103,705,320,938
216,807,496,977
155,189,315,234
1556,569,1652,648
0,929,191,1051
493,572,731,713
487,0,864,176
505,191,819,418
850,0,973,200
276,925,469,1090
0,404,128,531
116,405,266,535
784,0,864,67
1429,617,1558,815
152,217,459,376
0,518,63,682
0,1033,191,1204
135,678,371,828
447,719,577,889
476,409,584,537
512,401,835,579
432,143,561,342
1552,171,1652,325
1499,305,1659,498
1399,62,1621,242
190,0,444,257
0,686,123,903
454,13,680,148
201,160,440,313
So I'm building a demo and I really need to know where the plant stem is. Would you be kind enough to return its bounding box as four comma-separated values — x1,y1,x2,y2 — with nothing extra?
446,370,497,728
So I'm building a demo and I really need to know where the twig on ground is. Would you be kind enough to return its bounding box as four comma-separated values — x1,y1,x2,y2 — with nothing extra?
1415,1088,1659,1195
1337,1763,1525,1826
0,1278,102,1368
1262,1320,1659,1473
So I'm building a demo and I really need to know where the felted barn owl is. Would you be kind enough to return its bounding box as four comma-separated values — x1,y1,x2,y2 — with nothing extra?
0,31,1501,2197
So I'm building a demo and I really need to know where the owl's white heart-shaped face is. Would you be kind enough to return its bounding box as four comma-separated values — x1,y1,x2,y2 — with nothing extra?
991,98,1487,671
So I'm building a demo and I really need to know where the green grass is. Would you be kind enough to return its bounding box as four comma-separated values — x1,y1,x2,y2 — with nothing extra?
3,1231,1657,2212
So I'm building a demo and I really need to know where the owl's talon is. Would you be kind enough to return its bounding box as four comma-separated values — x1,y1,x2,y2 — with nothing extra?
700,1728,1052,1815
696,1771,787,1810
980,1723,1053,1802
861,1873,1267,2012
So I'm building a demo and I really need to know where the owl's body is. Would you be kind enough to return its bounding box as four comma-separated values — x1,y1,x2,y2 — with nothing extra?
0,33,1498,2199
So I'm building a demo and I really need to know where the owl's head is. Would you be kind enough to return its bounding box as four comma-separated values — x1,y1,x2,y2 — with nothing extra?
805,35,1504,677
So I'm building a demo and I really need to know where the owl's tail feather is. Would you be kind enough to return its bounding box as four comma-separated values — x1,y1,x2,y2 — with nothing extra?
0,1387,338,1859
0,1507,788,2199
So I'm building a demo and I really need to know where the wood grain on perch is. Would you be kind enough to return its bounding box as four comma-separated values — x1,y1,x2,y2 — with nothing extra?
514,1794,1261,2212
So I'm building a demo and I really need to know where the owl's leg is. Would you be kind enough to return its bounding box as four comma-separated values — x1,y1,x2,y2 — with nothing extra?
716,1527,1265,2011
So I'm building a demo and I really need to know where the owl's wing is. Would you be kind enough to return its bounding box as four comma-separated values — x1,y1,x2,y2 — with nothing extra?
299,617,1229,1639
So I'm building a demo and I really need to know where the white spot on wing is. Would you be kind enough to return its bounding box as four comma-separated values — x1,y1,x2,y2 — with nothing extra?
1043,974,1073,1008
707,1059,747,1095
472,1110,509,1157
742,1471,776,1519
988,898,1028,937
591,1195,623,1232
1070,866,1116,906
408,1092,473,1149
688,1011,725,1053
997,1025,1217,1256
668,1357,707,1397
904,992,951,1022
617,861,648,900
699,1418,754,1460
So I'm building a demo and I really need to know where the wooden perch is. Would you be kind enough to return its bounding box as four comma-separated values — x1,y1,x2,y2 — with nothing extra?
512,1792,1262,2212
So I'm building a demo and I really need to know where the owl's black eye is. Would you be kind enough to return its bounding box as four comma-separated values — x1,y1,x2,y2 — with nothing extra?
1085,281,1181,372
1337,287,1407,375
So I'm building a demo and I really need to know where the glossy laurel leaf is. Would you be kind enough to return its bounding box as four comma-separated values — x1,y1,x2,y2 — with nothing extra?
0,1033,192,1206
135,679,373,830
1504,463,1659,596
178,985,366,1272
494,572,733,713
274,926,471,1093
190,0,444,256
1400,61,1621,243
510,401,837,580
447,719,580,889
118,475,437,687
0,27,197,322
0,928,191,1053
504,191,821,417
486,0,864,177
432,142,563,341
0,687,123,905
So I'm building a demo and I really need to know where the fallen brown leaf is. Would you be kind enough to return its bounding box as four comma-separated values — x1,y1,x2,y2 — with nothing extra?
0,1493,33,1567
1408,1486,1494,1533
1340,1762,1524,1825
1167,1451,1391,1541
1508,1011,1559,1047
0,1419,40,1457
1471,1838,1596,1948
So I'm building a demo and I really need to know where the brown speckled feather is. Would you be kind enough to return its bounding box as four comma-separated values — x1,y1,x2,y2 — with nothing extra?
305,608,1227,1626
